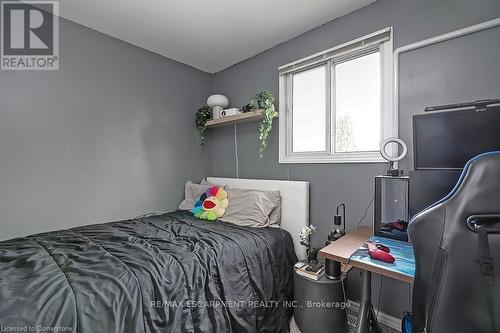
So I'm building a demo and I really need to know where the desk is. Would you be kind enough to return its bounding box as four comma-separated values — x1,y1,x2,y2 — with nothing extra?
320,226,415,333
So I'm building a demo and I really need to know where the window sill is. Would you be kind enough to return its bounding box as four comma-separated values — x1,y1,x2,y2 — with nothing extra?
279,152,387,164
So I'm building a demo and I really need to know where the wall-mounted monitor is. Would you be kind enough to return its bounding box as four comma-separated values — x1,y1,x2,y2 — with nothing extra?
413,106,500,170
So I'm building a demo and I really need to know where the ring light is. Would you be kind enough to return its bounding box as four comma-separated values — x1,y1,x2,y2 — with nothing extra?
380,138,407,162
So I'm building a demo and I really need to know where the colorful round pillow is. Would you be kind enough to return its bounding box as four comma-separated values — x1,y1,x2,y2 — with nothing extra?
192,186,228,221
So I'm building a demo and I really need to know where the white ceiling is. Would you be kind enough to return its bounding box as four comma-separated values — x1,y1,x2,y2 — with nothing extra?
58,0,375,73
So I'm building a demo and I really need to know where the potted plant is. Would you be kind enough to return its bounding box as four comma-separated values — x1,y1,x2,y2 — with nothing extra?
249,91,278,158
195,106,211,153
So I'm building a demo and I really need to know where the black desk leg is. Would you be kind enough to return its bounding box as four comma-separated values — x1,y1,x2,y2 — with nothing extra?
355,270,382,333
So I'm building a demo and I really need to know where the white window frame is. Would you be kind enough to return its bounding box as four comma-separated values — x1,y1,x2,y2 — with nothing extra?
278,27,396,164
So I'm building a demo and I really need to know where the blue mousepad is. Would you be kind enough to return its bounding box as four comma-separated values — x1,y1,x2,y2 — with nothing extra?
350,236,416,279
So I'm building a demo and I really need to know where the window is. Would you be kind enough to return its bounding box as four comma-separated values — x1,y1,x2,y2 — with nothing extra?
279,28,395,163
292,65,327,152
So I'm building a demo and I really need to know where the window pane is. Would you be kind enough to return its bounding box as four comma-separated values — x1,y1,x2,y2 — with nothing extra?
292,65,326,152
334,52,381,153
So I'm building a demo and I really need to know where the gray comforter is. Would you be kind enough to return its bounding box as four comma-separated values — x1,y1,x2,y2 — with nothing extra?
0,210,296,333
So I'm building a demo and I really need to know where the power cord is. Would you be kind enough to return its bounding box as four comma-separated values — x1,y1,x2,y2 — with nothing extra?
352,162,391,231
376,276,384,320
408,282,413,306
234,124,239,178
353,195,375,230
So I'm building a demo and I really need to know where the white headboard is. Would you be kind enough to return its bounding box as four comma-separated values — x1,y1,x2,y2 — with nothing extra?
207,177,309,259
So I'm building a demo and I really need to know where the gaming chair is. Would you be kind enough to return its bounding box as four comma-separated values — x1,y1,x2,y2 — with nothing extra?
408,151,500,333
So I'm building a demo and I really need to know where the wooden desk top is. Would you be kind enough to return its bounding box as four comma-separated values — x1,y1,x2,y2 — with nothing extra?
319,226,373,264
319,226,415,284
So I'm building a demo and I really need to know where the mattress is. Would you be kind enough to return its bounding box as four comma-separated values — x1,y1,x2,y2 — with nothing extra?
0,210,297,333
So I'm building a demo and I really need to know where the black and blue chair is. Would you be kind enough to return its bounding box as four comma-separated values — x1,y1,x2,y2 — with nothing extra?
409,151,500,333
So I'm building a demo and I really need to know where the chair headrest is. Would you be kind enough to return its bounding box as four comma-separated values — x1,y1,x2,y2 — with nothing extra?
411,151,500,221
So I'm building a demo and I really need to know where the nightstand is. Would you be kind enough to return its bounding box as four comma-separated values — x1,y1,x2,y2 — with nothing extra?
293,262,348,333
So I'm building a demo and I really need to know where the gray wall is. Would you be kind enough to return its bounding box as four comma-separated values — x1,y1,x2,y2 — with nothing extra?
0,18,212,240
209,0,500,318
1,0,500,321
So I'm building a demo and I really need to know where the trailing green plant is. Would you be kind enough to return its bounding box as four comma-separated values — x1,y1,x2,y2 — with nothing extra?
249,91,278,158
195,106,211,153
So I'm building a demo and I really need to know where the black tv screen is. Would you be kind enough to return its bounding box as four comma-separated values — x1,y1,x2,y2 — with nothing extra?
413,106,500,170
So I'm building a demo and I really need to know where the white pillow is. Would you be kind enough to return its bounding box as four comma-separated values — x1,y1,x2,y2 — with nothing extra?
178,181,213,211
220,188,281,227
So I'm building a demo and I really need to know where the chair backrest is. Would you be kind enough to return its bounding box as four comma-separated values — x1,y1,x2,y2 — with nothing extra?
408,151,500,333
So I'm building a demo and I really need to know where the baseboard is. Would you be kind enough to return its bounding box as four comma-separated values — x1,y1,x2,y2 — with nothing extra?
348,300,402,332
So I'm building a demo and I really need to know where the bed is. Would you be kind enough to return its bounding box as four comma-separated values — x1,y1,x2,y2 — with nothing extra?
0,178,309,333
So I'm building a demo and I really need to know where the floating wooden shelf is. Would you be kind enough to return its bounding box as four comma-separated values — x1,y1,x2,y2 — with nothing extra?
206,110,275,128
